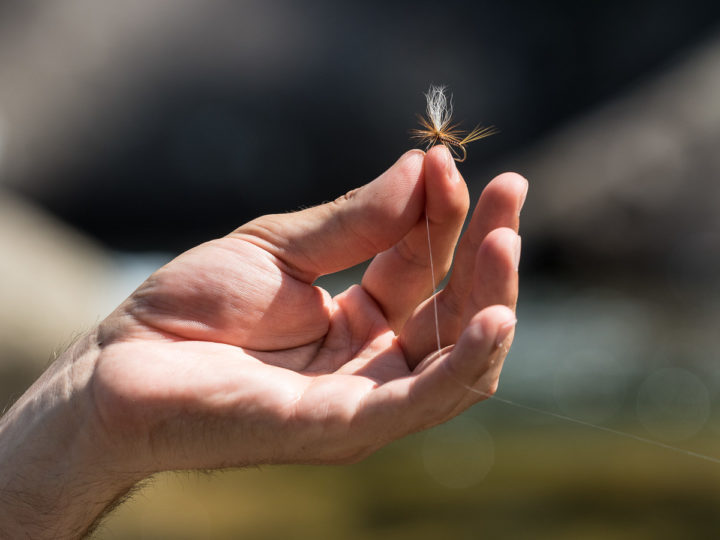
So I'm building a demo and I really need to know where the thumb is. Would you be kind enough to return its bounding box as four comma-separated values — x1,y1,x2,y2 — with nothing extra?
232,150,426,281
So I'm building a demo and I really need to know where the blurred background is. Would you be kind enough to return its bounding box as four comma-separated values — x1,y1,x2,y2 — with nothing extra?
2,0,720,537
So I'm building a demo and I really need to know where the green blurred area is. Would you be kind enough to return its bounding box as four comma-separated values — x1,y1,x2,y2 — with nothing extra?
99,417,720,539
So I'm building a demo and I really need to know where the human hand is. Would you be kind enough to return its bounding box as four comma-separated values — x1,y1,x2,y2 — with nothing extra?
92,147,526,472
0,147,526,537
94,146,526,471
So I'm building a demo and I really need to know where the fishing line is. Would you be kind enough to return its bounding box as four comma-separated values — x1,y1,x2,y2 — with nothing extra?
426,211,442,354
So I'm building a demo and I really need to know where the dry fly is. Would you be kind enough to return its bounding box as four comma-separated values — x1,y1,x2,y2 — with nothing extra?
411,85,497,162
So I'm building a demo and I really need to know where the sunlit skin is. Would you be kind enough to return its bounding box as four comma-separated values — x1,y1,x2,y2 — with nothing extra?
93,147,524,469
0,146,527,537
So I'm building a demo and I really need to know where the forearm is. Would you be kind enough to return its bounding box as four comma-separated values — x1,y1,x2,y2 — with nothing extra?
0,330,140,539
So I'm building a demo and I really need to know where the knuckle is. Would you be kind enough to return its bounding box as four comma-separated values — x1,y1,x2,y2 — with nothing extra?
334,187,361,205
395,238,430,269
439,284,464,319
481,378,499,399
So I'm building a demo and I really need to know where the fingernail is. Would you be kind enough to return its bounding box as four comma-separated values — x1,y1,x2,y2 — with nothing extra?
444,147,461,183
513,235,522,271
518,181,528,216
496,317,517,348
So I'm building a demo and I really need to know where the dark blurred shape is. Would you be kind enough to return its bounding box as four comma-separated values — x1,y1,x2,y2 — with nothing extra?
1,0,720,253
513,30,720,294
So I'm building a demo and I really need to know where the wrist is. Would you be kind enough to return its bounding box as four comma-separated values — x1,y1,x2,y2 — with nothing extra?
0,329,143,538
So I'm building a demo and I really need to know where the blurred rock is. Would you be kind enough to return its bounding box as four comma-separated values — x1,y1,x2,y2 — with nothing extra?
513,32,720,284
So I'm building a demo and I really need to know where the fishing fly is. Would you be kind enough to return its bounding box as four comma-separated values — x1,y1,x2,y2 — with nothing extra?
411,85,497,162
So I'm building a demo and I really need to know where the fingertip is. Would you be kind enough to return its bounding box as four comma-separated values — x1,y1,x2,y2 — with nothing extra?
477,227,520,271
405,147,427,157
397,148,426,171
423,146,469,221
488,172,528,213
425,144,457,183
492,171,527,187
444,305,516,386
381,149,425,191
426,144,452,165
490,172,528,191
466,305,517,350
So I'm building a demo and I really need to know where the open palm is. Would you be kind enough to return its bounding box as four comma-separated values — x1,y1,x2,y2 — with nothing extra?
92,147,526,473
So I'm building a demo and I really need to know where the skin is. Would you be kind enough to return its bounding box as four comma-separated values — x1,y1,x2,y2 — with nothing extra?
0,146,527,538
